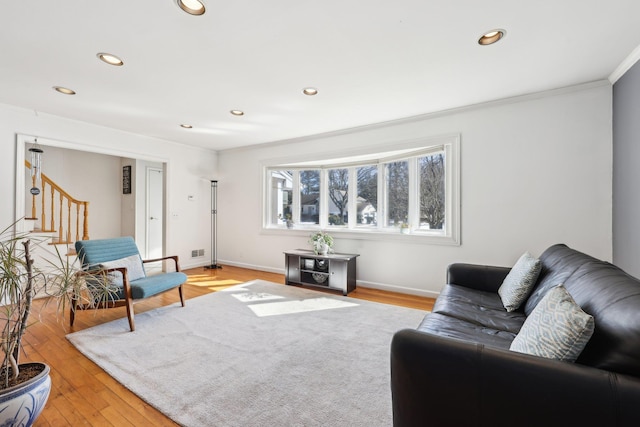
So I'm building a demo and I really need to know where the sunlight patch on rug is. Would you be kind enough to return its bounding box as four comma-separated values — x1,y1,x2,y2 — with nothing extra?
248,296,359,317
231,292,284,303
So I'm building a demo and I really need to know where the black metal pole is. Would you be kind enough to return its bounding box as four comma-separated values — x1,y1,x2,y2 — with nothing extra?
205,180,221,269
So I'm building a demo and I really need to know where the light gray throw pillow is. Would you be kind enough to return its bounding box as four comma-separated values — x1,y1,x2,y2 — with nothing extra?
510,285,594,362
498,252,541,312
99,254,146,285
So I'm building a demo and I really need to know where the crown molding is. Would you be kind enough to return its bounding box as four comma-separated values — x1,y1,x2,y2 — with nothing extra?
609,43,640,84
221,80,610,154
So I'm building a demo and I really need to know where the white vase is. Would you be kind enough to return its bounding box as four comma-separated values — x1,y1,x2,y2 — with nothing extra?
320,243,329,255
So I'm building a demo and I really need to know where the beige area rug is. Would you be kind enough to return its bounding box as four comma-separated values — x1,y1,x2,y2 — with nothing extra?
67,280,427,427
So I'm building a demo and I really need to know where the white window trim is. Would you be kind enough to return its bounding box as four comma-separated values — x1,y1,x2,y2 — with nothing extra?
262,134,460,246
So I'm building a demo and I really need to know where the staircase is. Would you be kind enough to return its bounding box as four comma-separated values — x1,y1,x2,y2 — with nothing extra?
25,160,90,248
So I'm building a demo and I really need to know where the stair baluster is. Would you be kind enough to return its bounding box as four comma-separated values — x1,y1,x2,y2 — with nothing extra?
24,160,90,244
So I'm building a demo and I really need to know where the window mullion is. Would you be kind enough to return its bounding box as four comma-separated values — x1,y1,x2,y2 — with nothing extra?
379,163,386,229
292,171,301,224
408,157,419,230
319,169,328,228
348,168,357,228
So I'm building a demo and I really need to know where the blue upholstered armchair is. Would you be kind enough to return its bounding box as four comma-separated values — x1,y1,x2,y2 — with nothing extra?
74,236,187,331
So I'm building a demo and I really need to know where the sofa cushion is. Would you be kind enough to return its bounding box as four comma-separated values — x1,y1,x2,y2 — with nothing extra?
434,284,526,334
510,285,594,362
498,252,541,312
119,272,188,300
560,261,640,376
524,244,599,315
417,312,517,350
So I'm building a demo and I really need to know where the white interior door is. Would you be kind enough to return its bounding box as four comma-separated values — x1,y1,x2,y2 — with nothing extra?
146,167,163,259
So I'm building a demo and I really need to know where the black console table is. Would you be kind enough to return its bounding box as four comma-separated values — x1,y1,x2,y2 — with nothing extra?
284,249,359,296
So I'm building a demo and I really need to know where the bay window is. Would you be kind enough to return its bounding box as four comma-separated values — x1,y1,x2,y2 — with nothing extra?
263,135,460,245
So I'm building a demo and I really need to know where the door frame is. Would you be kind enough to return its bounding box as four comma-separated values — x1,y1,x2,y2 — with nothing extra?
14,134,169,254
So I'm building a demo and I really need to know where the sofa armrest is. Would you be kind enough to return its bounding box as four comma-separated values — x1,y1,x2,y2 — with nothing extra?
390,329,640,427
446,263,511,293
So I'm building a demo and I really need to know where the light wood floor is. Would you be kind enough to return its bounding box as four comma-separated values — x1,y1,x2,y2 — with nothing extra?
25,265,434,426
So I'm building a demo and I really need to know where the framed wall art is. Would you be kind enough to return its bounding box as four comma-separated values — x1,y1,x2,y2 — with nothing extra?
123,165,132,194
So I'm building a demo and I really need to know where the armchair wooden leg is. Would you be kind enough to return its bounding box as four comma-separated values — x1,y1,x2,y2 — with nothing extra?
178,285,185,307
125,298,135,332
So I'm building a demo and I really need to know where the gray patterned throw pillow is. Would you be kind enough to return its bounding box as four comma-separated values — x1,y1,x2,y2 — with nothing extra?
510,285,594,362
498,252,541,312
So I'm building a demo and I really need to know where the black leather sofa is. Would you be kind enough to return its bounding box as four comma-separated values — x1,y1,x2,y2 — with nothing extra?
390,244,640,426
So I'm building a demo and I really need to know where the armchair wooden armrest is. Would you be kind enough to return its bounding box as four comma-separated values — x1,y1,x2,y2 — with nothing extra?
142,255,182,272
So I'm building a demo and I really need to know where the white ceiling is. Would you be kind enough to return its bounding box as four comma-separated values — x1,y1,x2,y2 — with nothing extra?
2,1,640,151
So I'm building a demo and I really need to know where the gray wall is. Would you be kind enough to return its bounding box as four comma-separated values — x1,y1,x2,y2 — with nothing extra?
613,61,640,278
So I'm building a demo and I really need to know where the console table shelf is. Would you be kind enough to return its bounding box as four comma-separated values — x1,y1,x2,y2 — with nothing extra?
284,249,359,296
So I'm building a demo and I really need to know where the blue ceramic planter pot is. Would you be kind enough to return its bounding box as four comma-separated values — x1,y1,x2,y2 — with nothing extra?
0,363,51,427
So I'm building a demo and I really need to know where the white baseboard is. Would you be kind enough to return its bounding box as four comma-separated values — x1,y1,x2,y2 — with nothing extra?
181,259,225,270
355,280,440,299
216,259,285,275
204,259,440,299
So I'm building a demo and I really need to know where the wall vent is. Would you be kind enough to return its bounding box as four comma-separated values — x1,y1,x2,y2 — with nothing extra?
192,249,205,258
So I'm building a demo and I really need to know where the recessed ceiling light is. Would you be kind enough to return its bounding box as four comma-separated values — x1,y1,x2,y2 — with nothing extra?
180,124,193,129
97,52,124,66
478,29,506,46
177,0,205,15
53,86,76,95
230,110,244,116
303,87,318,96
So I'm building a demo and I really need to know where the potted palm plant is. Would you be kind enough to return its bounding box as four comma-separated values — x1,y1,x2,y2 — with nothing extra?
0,221,112,426
0,224,51,426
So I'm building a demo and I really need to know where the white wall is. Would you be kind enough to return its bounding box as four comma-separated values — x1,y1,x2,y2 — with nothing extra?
217,82,613,297
1,103,217,270
0,82,614,295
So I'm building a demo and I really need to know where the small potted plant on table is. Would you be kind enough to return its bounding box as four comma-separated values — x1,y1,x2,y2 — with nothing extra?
309,231,334,255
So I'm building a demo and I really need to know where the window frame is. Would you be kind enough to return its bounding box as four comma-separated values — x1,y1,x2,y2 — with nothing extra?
262,135,460,246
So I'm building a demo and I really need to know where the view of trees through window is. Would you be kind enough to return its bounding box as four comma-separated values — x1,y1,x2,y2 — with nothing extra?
420,153,445,230
300,170,320,225
357,166,377,226
385,161,409,227
266,142,455,238
328,168,348,225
